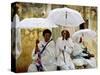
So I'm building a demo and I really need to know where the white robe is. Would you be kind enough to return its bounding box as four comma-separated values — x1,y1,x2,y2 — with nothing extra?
56,37,75,70
72,42,96,68
28,40,57,72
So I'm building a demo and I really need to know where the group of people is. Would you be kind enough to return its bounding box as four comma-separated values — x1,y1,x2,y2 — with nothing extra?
28,29,96,72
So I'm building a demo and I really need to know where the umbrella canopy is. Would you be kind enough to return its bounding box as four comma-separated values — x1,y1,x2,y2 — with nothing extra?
17,18,57,29
47,7,84,27
72,29,97,43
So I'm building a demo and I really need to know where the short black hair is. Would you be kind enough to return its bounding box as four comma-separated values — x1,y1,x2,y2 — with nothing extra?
43,29,52,36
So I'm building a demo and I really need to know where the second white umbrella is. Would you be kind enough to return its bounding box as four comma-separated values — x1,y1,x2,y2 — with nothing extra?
47,7,84,27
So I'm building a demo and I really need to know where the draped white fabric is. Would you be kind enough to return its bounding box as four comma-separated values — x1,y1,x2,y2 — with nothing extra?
56,37,75,70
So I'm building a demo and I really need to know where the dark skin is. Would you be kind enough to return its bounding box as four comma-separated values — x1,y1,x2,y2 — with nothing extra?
35,39,40,53
43,33,51,42
62,30,67,39
79,37,82,43
34,32,51,63
35,39,40,63
61,30,70,40
35,32,51,54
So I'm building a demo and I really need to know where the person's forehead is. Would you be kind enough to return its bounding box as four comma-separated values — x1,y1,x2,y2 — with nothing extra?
45,33,51,35
63,30,67,33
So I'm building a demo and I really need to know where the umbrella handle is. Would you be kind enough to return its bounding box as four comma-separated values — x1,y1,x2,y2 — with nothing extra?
65,11,67,19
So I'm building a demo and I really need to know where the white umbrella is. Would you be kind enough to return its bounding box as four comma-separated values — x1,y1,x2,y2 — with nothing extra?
72,29,97,43
16,18,57,60
17,18,57,28
47,7,84,27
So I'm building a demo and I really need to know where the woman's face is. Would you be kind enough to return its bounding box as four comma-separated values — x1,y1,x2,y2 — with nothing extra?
79,37,82,43
61,30,70,40
44,33,51,42
62,30,67,39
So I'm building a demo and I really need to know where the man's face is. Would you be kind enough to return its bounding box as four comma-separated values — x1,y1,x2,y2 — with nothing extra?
44,33,51,42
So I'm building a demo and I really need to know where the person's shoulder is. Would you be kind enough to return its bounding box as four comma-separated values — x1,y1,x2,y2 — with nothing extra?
50,39,55,44
68,38,73,41
47,39,55,47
